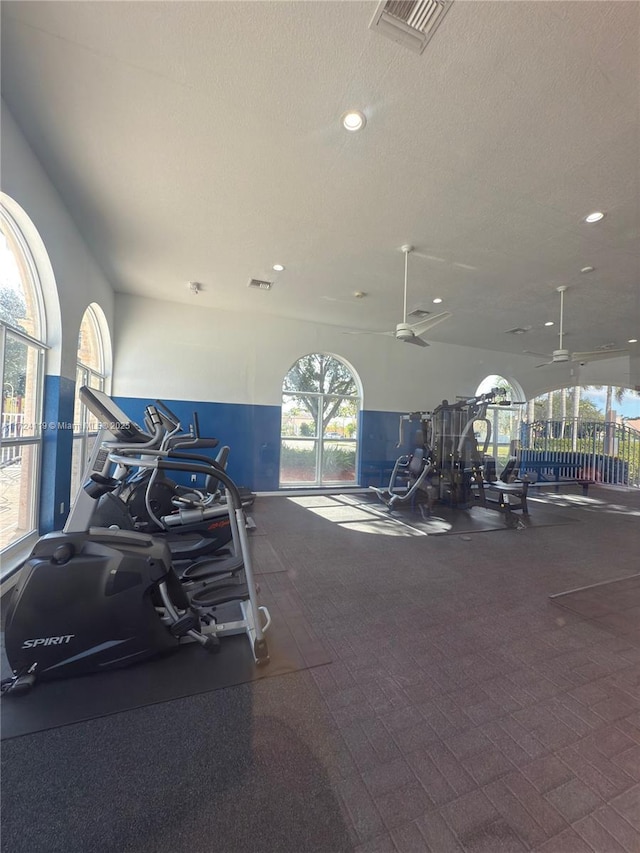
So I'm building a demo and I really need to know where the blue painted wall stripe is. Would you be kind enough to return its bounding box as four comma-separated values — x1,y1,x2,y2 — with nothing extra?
41,392,413,523
40,374,75,533
113,397,411,492
114,397,282,492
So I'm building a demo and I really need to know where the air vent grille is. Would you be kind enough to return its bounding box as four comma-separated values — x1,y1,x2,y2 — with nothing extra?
505,327,532,336
408,308,431,319
369,0,453,54
248,279,272,291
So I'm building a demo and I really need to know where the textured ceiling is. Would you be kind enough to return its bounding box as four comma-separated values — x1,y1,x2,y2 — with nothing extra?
1,0,639,361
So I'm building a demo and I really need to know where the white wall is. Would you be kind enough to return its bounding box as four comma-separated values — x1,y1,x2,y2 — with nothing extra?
1,100,115,378
4,91,629,402
114,292,592,409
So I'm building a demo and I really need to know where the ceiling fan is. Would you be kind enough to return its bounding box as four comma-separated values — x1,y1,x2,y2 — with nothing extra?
340,245,451,345
525,285,628,367
381,244,452,347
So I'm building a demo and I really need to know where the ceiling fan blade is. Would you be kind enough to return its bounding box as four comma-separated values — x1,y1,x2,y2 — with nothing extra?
523,350,553,359
408,312,452,336
535,361,553,368
403,334,429,347
340,328,394,337
571,349,628,362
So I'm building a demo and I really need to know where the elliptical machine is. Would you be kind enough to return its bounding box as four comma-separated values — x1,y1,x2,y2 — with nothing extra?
90,398,248,562
2,388,270,696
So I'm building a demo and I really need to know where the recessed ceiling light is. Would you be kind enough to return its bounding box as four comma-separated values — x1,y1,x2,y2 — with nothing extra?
580,266,595,274
433,297,443,304
353,291,367,298
585,211,605,223
629,338,638,344
545,321,554,326
341,110,366,132
272,264,285,272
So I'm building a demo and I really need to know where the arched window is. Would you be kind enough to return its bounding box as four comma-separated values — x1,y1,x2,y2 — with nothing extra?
280,353,361,487
70,305,110,498
0,205,47,559
475,374,525,468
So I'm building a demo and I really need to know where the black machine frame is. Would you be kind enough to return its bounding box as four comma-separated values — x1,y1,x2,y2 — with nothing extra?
2,388,271,696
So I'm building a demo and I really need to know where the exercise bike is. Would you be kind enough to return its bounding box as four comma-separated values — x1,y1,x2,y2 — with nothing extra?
1,389,271,696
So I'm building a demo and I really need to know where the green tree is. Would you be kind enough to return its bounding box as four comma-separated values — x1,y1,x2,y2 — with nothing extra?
530,389,602,421
1,287,28,397
283,354,357,434
589,385,636,420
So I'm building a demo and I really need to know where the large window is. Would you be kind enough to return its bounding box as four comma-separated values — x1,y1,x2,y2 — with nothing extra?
70,305,109,499
280,353,361,487
0,207,46,556
475,374,525,468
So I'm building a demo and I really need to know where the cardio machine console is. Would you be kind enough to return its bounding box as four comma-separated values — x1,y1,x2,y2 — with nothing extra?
79,386,152,443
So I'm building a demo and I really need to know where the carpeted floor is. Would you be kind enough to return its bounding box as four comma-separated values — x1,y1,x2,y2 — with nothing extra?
551,573,640,647
2,484,640,852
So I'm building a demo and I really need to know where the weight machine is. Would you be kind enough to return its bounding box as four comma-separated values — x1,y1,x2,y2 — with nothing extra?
372,388,522,515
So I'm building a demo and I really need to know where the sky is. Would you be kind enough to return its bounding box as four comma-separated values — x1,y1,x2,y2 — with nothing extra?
0,233,23,293
479,375,640,420
581,387,640,419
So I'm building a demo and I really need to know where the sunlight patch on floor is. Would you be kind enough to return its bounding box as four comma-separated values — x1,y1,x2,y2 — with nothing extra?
286,495,427,536
530,493,640,515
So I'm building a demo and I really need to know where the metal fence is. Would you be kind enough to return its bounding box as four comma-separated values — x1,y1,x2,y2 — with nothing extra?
1,412,24,466
519,419,640,488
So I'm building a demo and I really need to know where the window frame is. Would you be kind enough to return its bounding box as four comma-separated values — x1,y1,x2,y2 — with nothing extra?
280,353,361,488
0,206,48,567
70,306,108,501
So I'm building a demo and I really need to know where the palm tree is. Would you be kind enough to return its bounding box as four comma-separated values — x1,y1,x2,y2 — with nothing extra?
571,384,581,450
560,388,567,438
588,385,639,454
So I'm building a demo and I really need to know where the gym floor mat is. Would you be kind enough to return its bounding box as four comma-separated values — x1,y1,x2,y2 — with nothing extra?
0,585,331,740
251,535,291,573
356,493,580,536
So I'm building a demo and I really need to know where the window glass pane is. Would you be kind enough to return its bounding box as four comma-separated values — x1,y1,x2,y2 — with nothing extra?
281,394,319,438
73,308,108,500
0,226,40,339
319,355,357,396
283,354,358,397
0,443,39,550
323,398,358,439
321,441,356,483
2,333,41,438
283,354,321,394
70,433,100,504
280,439,317,483
77,308,103,372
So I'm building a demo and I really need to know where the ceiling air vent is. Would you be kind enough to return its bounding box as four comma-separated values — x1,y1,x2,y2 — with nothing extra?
369,0,454,54
408,308,431,319
248,278,272,291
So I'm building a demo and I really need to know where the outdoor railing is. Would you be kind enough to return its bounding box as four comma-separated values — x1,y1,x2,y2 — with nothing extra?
519,419,640,488
1,412,25,466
